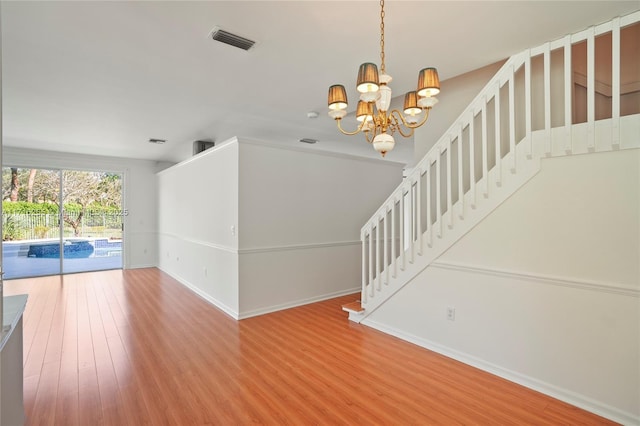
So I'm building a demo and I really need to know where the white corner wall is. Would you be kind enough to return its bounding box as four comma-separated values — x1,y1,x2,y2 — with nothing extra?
156,137,404,319
157,140,240,317
237,140,404,318
365,149,640,424
2,147,161,269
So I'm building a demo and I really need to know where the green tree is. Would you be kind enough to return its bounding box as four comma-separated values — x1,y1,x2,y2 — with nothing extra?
2,167,122,237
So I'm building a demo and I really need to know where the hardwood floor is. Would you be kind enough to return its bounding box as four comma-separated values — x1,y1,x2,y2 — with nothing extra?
5,268,614,425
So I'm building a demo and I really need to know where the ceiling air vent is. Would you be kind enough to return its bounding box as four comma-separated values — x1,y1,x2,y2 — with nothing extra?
299,138,318,144
210,27,255,51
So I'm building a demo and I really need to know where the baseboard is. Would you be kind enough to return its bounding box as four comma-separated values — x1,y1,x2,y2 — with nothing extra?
158,268,240,320
362,318,639,425
126,263,157,270
237,287,360,320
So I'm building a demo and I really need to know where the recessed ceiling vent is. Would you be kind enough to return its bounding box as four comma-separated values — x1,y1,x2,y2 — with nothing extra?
299,138,318,144
210,27,255,51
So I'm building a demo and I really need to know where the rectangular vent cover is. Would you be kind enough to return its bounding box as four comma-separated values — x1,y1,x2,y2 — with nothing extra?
299,138,318,144
211,28,255,51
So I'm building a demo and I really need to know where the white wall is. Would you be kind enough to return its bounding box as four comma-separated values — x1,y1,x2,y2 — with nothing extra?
442,149,639,286
237,140,404,317
156,137,404,319
157,140,240,316
2,147,162,269
365,149,640,423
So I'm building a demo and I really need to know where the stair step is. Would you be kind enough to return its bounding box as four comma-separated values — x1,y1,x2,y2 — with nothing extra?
342,301,364,314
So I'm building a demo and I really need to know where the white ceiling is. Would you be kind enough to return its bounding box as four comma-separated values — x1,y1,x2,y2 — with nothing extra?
2,1,638,164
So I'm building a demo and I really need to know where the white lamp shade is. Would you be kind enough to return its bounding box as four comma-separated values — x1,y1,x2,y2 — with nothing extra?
360,91,378,103
405,114,420,124
328,109,347,119
418,96,439,109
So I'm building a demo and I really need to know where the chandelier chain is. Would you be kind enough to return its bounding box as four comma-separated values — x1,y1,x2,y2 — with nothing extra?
379,0,385,73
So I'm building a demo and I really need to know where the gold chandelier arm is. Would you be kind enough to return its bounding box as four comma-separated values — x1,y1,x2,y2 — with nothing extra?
364,129,374,144
391,107,433,131
408,107,432,129
336,118,367,136
389,110,415,138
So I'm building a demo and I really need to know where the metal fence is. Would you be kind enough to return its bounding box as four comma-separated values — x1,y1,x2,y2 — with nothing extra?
2,212,123,240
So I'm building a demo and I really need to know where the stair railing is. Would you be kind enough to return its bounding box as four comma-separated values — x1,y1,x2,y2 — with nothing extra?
360,11,639,309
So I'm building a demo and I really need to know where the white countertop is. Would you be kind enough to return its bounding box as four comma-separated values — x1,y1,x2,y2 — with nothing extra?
0,295,28,351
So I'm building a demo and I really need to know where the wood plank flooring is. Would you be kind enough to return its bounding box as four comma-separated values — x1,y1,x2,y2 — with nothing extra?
5,268,614,425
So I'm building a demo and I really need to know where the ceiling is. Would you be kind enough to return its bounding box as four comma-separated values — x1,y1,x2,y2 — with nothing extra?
2,1,638,164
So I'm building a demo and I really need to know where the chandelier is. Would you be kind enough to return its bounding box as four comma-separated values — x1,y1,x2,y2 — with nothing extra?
327,0,440,157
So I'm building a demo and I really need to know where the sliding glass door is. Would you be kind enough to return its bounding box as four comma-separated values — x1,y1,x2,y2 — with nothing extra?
2,168,61,278
61,170,123,274
2,167,123,279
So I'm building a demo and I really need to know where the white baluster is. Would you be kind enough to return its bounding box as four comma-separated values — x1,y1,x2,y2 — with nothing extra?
495,83,502,187
361,230,367,304
469,112,477,209
525,51,532,159
416,175,423,256
564,34,573,154
544,43,552,156
436,153,442,238
375,219,381,291
399,191,405,270
612,17,620,149
426,161,432,247
482,99,489,198
587,26,595,151
446,138,453,229
509,65,516,174
391,199,396,278
368,224,374,298
457,125,464,220
408,185,415,264
383,208,388,285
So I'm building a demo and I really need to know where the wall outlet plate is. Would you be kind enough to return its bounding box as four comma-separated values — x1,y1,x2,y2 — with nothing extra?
447,307,456,321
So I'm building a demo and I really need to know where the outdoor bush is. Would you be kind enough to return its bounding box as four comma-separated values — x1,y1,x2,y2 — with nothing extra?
2,201,121,214
2,216,23,241
2,201,58,214
34,226,49,239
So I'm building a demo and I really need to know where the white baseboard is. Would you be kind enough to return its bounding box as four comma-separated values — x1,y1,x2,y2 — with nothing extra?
237,287,360,320
158,268,240,320
362,318,639,425
125,263,157,270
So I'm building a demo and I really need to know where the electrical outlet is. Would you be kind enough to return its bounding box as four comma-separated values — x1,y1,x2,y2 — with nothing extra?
447,307,456,321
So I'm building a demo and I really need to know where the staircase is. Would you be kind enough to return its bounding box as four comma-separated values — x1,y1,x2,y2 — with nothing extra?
347,10,640,322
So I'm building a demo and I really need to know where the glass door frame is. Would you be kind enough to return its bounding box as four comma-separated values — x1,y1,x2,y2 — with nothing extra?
1,164,125,279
